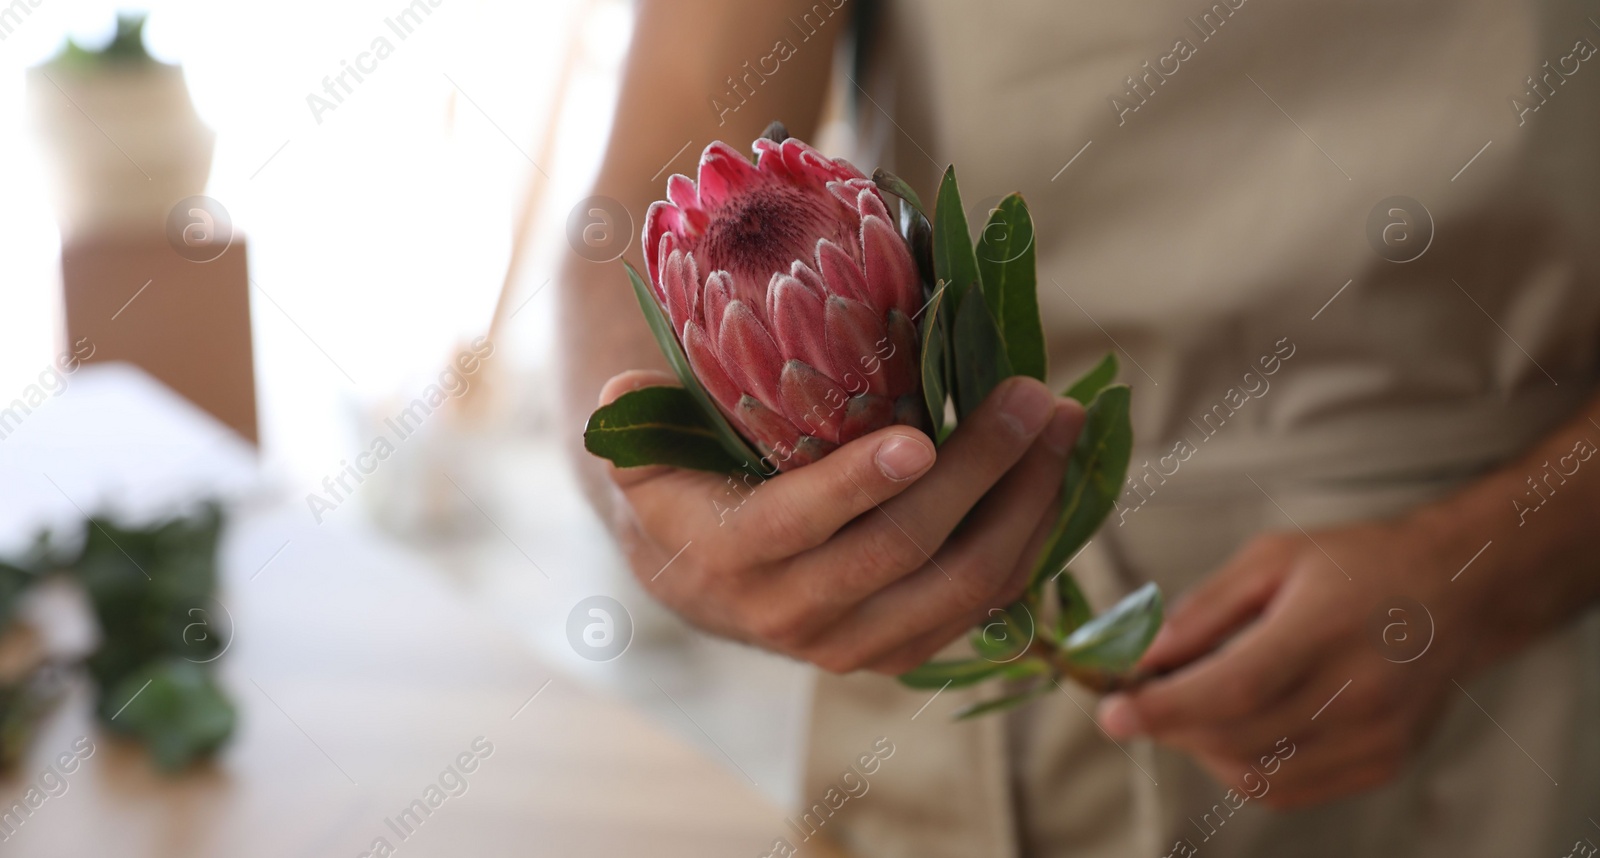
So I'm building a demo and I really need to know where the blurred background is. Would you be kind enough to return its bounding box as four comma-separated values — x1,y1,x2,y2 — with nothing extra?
0,1,826,854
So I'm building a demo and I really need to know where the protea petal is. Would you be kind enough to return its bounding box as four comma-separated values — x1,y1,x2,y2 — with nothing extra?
825,295,892,397
753,137,793,180
661,250,693,331
718,300,784,404
816,238,869,303
638,132,927,472
736,395,804,459
790,260,826,298
769,274,832,373
839,394,894,443
786,436,837,469
696,142,761,211
827,178,878,217
682,252,702,326
644,201,681,288
683,321,743,414
893,395,928,430
828,156,868,181
702,271,736,342
854,183,893,224
777,360,845,443
882,309,921,396
862,214,921,320
666,174,698,211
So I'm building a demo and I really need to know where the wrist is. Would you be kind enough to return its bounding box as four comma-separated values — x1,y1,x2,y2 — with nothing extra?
1402,480,1527,668
1404,464,1599,669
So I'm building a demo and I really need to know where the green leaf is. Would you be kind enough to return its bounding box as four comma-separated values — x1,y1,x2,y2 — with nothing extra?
0,562,35,636
931,166,982,312
74,505,228,694
952,682,1051,720
1029,385,1133,589
1064,353,1119,406
918,283,950,439
897,658,1006,690
968,601,1038,663
871,168,927,223
584,386,746,473
101,659,235,772
1055,571,1093,638
976,194,1046,381
952,287,1013,419
1060,583,1164,677
624,261,762,467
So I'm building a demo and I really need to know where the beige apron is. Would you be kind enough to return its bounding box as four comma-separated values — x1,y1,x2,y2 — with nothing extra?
803,1,1600,855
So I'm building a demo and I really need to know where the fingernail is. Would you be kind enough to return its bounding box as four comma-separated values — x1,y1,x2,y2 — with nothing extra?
1041,403,1077,456
998,381,1053,438
875,435,934,481
1098,695,1143,738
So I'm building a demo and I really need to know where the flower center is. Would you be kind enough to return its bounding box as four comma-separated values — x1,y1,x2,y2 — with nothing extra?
696,185,845,297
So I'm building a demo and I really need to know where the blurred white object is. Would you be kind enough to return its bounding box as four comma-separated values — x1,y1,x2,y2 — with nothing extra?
27,61,214,240
0,361,257,554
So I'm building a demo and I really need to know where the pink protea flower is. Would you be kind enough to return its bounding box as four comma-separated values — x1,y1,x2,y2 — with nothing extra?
644,133,926,470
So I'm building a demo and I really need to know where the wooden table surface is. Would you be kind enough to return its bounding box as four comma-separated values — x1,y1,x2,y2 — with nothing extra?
0,365,842,858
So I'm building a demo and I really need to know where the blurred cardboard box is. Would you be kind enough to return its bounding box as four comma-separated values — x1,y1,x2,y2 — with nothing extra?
60,234,258,444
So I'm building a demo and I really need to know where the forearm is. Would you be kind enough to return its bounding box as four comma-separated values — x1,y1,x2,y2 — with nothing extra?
1409,391,1600,664
556,0,844,516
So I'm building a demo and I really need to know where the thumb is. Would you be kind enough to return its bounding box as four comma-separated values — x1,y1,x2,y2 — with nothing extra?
598,369,680,407
595,369,686,489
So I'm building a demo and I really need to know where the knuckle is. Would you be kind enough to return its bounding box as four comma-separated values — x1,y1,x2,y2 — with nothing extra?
1219,673,1266,712
808,646,866,675
694,544,746,583
951,565,1000,612
1347,678,1395,714
748,605,812,652
875,650,925,676
857,527,926,578
761,495,817,552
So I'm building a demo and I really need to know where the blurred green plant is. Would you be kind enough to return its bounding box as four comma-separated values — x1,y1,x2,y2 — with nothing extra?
48,13,158,72
0,503,236,773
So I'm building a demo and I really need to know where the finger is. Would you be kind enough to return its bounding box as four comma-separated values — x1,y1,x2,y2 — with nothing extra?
598,369,680,405
797,401,1080,671
711,425,938,564
1139,537,1294,672
1099,606,1318,739
863,487,1065,674
806,377,1056,593
1229,728,1401,810
598,370,689,489
1158,676,1324,762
